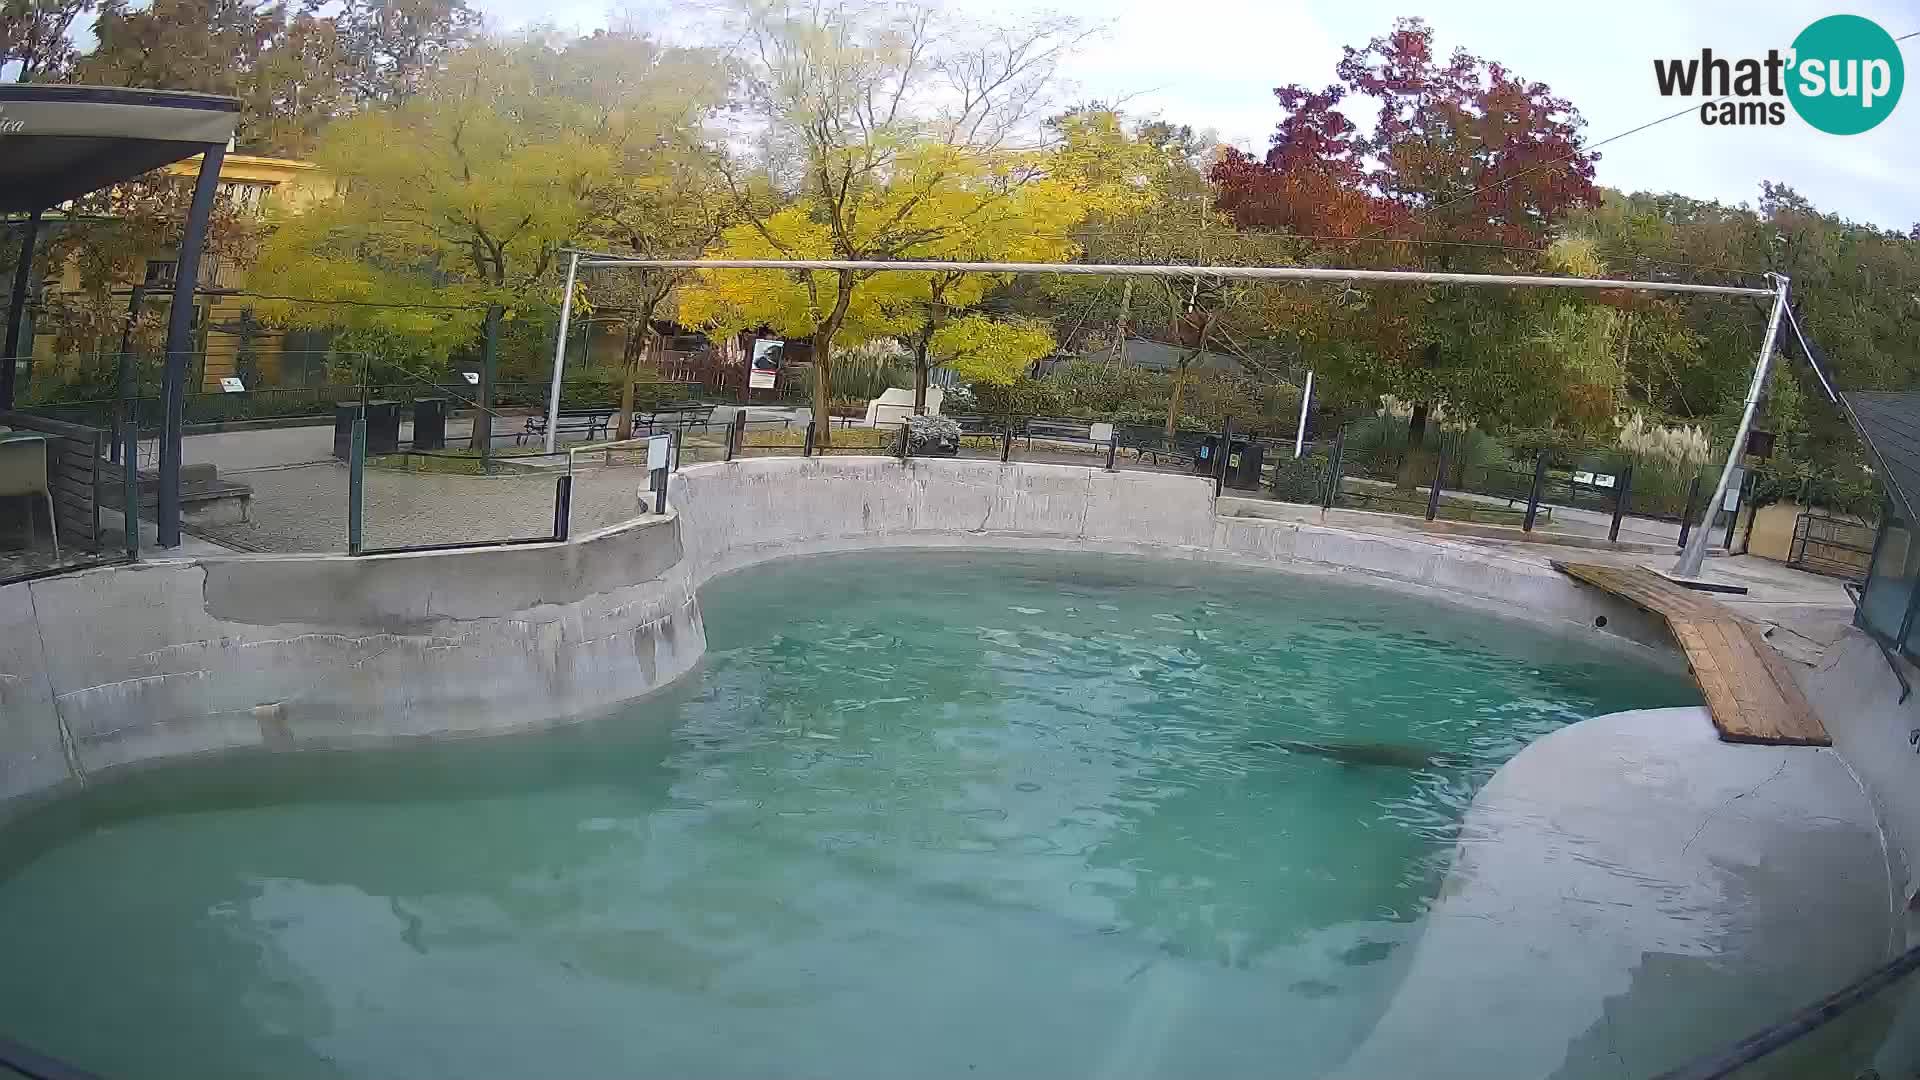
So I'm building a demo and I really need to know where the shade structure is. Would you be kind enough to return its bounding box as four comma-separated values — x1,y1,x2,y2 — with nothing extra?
0,85,240,211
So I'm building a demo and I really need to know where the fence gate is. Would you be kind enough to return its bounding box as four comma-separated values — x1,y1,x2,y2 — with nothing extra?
1787,511,1875,581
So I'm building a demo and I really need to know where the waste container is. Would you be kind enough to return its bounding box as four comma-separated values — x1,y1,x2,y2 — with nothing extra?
1227,441,1264,491
364,400,401,455
412,397,448,450
1193,435,1221,475
332,403,356,460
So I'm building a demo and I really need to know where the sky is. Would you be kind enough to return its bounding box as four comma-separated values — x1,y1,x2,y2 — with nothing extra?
477,0,1920,232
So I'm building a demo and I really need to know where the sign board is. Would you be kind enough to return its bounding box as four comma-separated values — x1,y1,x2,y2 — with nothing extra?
1723,466,1746,511
749,338,781,390
1572,471,1616,489
462,371,480,385
646,433,671,471
219,377,246,393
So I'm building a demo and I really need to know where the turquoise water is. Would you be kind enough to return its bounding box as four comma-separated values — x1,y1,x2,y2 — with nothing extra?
0,551,1697,1079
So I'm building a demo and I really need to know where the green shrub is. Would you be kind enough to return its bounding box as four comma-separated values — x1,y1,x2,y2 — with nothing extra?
1269,454,1328,505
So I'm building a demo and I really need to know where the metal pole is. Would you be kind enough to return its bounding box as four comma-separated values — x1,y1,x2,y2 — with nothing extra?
122,405,139,558
157,141,226,548
347,411,365,555
1523,451,1548,532
571,254,1774,297
1675,274,1789,578
1000,426,1013,462
552,474,573,541
803,420,815,457
1293,370,1314,458
1323,425,1346,510
1610,464,1633,543
1678,475,1702,548
2,208,43,410
1106,435,1118,471
542,251,581,454
1426,438,1448,521
111,285,146,465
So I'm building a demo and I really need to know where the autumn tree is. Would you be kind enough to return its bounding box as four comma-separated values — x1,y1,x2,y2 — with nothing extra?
1217,18,1599,461
336,0,477,105
677,0,1087,445
251,32,731,447
1,0,90,80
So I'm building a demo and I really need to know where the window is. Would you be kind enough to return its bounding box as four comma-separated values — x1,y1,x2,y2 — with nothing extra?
1859,504,1919,645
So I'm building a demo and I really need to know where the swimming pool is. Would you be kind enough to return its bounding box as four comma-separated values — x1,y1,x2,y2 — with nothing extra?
0,551,1697,1078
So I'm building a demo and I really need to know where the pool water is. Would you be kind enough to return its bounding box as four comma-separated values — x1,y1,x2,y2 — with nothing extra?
0,551,1697,1079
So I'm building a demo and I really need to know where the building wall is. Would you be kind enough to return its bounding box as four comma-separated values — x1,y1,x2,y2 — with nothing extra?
25,154,335,394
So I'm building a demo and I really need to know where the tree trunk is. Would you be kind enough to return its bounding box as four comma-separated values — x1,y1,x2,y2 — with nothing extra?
810,269,857,449
1164,354,1195,437
469,303,502,451
1109,279,1133,367
615,320,652,442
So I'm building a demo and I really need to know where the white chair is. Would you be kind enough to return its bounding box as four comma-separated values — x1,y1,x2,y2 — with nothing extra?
0,431,59,562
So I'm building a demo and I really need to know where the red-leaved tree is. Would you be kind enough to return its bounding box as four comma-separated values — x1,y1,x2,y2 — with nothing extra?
1215,18,1600,456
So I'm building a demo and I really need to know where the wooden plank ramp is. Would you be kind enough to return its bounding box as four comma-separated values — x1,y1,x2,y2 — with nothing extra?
1552,561,1830,747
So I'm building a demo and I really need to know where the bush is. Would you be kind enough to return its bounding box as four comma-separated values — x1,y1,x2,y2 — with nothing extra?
972,377,1060,421
1269,454,1328,505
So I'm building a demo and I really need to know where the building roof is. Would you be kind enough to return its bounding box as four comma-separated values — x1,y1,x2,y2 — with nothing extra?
0,85,241,212
1841,391,1920,520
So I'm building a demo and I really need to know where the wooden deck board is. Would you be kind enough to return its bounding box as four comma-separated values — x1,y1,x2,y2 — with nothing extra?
1551,561,1830,746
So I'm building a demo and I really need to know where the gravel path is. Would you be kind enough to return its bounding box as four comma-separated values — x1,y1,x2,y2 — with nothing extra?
192,461,653,553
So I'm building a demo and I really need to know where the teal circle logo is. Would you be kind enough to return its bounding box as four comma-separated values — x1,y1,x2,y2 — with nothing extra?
1787,15,1903,134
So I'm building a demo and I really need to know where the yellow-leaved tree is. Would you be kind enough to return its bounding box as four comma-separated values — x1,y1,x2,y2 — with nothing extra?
253,31,729,447
675,0,1090,443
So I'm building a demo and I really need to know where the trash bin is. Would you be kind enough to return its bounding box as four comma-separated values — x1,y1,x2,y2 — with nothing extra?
412,397,448,450
332,403,357,460
1228,441,1263,490
364,400,401,455
1193,435,1221,475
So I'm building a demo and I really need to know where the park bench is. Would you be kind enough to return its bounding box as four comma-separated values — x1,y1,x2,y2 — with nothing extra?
518,409,614,446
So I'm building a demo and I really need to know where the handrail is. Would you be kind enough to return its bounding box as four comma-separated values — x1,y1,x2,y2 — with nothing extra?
1842,581,1912,703
1651,942,1920,1080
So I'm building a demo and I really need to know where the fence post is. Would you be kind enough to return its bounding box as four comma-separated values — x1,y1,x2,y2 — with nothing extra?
347,409,365,556
803,421,815,457
1106,435,1118,471
1213,416,1235,498
1609,464,1633,543
898,422,910,462
1678,475,1701,548
1523,451,1548,532
552,473,573,541
1000,425,1013,463
1426,438,1449,521
1322,425,1346,510
121,403,139,557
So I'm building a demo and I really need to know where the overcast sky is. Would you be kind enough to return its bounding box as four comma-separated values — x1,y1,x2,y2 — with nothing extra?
478,0,1918,231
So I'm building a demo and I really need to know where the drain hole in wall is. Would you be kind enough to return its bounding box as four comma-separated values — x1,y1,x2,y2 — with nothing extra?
1593,615,1609,629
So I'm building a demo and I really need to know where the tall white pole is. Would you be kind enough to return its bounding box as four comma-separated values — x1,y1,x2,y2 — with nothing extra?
1673,274,1789,579
1294,370,1314,459
543,251,582,455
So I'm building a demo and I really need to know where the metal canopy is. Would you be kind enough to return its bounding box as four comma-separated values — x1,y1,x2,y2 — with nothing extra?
0,85,241,212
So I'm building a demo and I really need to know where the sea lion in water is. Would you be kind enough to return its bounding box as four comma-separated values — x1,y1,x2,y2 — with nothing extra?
1245,738,1459,771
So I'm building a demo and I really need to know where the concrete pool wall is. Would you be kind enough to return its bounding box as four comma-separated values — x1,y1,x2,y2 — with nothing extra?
2,455,1694,816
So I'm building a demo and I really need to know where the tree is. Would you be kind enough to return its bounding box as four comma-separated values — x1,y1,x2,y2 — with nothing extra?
677,0,1087,446
250,32,731,447
2,0,91,80
1216,18,1600,465
335,0,477,105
